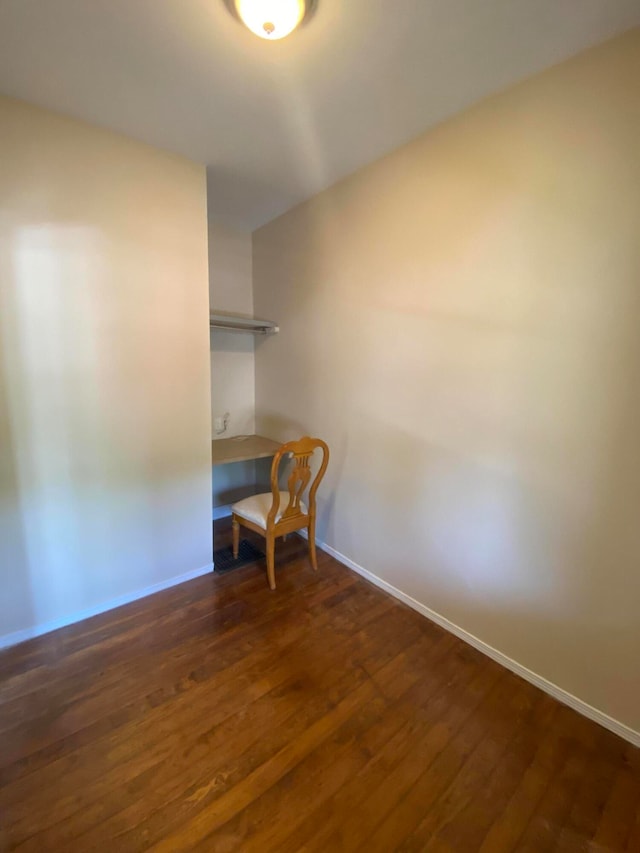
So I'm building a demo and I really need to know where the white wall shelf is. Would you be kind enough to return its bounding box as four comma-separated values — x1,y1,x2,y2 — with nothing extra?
209,311,278,335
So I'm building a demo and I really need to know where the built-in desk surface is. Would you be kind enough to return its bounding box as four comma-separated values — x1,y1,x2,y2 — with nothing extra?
211,434,281,467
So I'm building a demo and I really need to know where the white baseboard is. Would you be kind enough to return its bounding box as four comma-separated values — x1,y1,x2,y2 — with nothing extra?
0,562,214,652
310,534,640,748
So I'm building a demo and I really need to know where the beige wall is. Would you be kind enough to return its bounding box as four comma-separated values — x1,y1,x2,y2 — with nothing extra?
208,221,257,512
0,96,212,644
254,30,640,734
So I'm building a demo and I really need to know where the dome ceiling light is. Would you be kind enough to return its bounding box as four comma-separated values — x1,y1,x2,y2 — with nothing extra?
229,0,316,41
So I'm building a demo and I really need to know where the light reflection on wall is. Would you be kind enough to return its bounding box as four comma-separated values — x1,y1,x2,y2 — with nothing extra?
4,225,107,623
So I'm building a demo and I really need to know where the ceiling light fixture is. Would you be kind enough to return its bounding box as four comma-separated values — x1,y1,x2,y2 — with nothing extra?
230,0,316,41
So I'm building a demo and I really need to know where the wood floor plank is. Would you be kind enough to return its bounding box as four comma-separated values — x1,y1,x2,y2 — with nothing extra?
510,710,600,852
0,548,335,721
195,632,463,853
556,742,626,849
0,520,638,852
477,701,568,852
0,557,355,781
592,768,640,850
266,641,493,853
2,587,398,845
352,670,530,852
41,601,420,851
416,693,559,852
440,697,552,845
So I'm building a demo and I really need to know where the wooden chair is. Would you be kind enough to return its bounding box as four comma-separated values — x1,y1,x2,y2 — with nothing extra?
231,436,329,590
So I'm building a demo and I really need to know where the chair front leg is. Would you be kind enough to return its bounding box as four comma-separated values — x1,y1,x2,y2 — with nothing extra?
266,531,276,590
308,516,318,571
232,516,240,560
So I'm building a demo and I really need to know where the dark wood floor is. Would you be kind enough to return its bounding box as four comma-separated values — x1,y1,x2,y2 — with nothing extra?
1,522,639,852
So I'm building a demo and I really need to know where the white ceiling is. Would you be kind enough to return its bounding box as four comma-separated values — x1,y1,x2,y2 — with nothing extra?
1,1,639,230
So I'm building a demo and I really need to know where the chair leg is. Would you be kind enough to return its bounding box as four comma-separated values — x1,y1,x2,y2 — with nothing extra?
232,516,240,560
266,533,276,590
308,517,318,572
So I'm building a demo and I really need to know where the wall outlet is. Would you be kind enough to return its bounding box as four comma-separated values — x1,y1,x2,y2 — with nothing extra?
214,412,230,435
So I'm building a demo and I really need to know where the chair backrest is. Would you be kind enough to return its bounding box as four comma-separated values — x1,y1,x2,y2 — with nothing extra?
267,436,329,525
